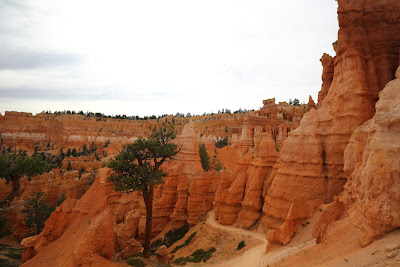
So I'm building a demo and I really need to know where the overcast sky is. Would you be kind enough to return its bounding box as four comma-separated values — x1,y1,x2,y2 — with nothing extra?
0,0,338,116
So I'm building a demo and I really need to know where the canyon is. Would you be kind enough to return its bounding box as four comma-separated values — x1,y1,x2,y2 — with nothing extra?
0,0,400,266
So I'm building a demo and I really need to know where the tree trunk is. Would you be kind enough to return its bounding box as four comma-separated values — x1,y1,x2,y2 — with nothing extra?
0,178,20,211
142,185,154,259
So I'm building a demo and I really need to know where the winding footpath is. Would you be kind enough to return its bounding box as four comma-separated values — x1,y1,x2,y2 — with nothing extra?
206,210,267,267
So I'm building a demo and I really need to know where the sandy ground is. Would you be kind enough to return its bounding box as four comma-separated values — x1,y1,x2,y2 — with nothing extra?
0,235,22,248
206,210,267,267
260,214,400,267
0,235,23,267
173,209,400,267
168,210,264,266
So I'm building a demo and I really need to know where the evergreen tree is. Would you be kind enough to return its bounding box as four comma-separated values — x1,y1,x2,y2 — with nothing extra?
199,144,210,171
71,148,78,157
108,123,180,259
59,148,65,159
0,155,50,210
21,191,54,235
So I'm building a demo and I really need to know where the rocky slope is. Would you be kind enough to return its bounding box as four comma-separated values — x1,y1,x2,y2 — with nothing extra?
7,1,400,266
19,121,226,265
1,98,304,241
213,98,304,227
262,0,400,246
342,66,400,247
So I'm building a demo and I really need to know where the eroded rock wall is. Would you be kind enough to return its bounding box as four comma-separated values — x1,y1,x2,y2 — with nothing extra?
214,128,277,227
343,67,400,246
21,121,223,265
262,0,400,246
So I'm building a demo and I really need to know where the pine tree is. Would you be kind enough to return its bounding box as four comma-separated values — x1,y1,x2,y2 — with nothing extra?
22,191,54,235
199,144,210,171
108,123,180,258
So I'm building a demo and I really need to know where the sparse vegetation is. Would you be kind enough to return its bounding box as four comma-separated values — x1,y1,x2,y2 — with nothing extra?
45,108,255,121
108,123,180,259
199,144,210,171
67,162,72,171
150,224,189,252
237,241,245,250
211,156,225,172
21,191,55,235
0,244,23,261
171,232,197,254
289,98,301,106
214,137,228,148
0,216,10,237
55,191,67,207
0,153,50,211
127,257,147,267
104,139,111,148
86,170,98,185
173,247,216,265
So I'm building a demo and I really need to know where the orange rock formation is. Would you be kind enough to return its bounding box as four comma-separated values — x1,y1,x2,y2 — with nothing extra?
343,66,400,246
213,98,305,227
20,121,224,265
263,0,400,246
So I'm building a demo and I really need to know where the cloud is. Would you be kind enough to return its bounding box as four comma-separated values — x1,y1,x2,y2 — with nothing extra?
0,0,339,116
0,1,83,70
0,46,82,70
0,86,168,101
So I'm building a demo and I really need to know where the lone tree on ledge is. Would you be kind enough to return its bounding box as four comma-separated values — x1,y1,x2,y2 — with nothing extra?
108,123,180,259
0,153,50,211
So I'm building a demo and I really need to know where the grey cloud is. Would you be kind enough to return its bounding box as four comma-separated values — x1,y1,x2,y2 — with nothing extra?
0,88,96,101
0,47,83,70
0,87,168,101
0,1,83,70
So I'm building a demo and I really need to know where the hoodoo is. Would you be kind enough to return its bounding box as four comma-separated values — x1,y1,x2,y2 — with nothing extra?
0,0,399,266
262,0,400,247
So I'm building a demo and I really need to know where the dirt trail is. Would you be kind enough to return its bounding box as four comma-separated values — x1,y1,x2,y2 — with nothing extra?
206,210,267,267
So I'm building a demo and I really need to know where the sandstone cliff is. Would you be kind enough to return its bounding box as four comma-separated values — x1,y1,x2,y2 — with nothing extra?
20,121,223,265
214,128,277,228
213,98,305,228
343,67,400,246
21,169,128,266
263,0,400,246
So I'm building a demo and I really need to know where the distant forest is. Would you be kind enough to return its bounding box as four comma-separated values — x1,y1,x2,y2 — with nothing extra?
41,108,256,121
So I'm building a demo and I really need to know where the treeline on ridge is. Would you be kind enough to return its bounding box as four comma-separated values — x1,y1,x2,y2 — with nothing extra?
40,108,256,121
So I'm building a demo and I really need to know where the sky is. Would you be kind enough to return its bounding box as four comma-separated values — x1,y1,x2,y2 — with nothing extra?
0,0,339,117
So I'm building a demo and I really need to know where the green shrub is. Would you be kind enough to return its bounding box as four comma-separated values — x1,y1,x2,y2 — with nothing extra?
21,191,55,235
171,232,196,254
173,256,190,265
86,170,98,185
164,224,189,247
237,241,245,250
150,238,163,252
199,144,210,171
0,216,6,233
126,257,146,267
214,137,228,148
56,191,67,207
191,249,206,263
211,156,225,172
150,224,190,252
0,244,23,260
203,247,216,262
173,247,216,265
132,252,144,258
